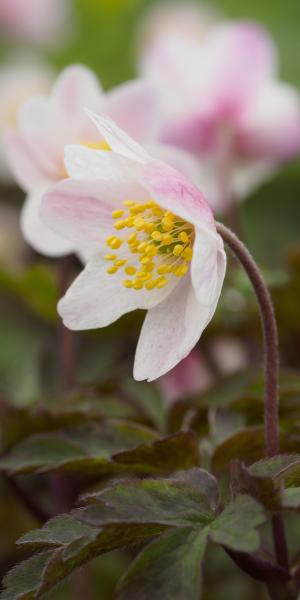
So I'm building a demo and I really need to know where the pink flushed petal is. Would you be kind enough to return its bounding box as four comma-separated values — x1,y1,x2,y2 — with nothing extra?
41,179,119,250
51,65,104,117
141,159,215,229
134,275,215,381
40,176,148,250
105,79,161,143
161,112,218,157
86,112,150,164
196,21,278,115
4,130,55,191
237,81,300,161
191,227,226,307
21,189,74,257
58,254,177,331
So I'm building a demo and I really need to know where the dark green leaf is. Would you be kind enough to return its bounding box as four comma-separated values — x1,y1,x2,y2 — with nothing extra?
281,488,300,510
79,469,218,528
0,424,200,476
118,527,208,600
0,550,53,600
209,495,266,552
212,427,300,472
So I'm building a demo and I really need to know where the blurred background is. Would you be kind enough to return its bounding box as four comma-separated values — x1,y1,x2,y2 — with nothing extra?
0,1,300,599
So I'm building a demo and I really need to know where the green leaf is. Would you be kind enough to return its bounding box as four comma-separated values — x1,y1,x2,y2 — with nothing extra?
212,427,300,472
0,550,53,600
209,494,266,553
118,527,208,600
0,423,200,476
1,470,267,600
79,469,218,528
230,455,300,509
281,487,300,510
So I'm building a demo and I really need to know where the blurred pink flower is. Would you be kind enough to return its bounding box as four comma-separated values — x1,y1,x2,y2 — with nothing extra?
6,65,198,256
41,115,226,380
0,0,72,47
140,21,300,211
158,349,213,405
0,57,53,182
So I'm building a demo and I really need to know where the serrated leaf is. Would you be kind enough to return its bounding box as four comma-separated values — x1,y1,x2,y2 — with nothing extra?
79,469,218,528
212,427,300,472
118,527,208,600
1,471,267,600
209,494,266,552
249,454,300,487
0,423,200,476
0,550,53,600
230,455,300,510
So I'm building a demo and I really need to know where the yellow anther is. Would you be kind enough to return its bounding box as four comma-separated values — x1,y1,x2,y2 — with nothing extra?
165,211,174,220
157,265,168,275
125,266,136,275
173,244,184,256
145,244,157,257
112,209,124,219
144,222,155,234
174,264,188,277
183,247,193,261
179,232,189,243
115,259,126,267
133,279,143,290
163,234,173,245
138,242,147,253
123,200,135,207
133,217,145,230
156,277,168,288
114,220,126,230
152,207,163,216
106,235,116,245
140,255,151,265
130,204,145,214
127,233,137,243
142,262,155,272
162,219,173,231
125,217,134,227
110,238,123,250
107,266,118,274
151,231,163,241
104,254,116,260
123,280,133,288
145,200,156,208
146,280,156,290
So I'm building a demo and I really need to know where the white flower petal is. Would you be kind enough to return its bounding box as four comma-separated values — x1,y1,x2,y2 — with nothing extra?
41,176,149,250
191,227,226,307
64,144,143,182
86,112,150,163
21,188,74,256
58,254,177,330
134,275,216,381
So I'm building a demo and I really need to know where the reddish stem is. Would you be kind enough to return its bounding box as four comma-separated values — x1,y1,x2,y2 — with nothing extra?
216,223,289,571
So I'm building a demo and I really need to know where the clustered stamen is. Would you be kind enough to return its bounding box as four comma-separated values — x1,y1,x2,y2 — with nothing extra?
105,200,194,291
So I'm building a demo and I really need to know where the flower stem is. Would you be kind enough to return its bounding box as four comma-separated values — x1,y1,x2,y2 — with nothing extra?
216,223,289,570
58,256,76,389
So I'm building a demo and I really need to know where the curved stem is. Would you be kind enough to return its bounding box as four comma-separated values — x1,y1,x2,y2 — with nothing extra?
216,223,289,571
216,222,279,457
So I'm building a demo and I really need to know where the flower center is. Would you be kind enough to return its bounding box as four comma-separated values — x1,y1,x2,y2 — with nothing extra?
105,200,194,291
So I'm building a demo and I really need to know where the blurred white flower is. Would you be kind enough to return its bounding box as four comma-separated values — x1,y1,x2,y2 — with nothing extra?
137,1,218,50
0,0,72,48
0,57,53,182
5,64,200,257
140,21,300,212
